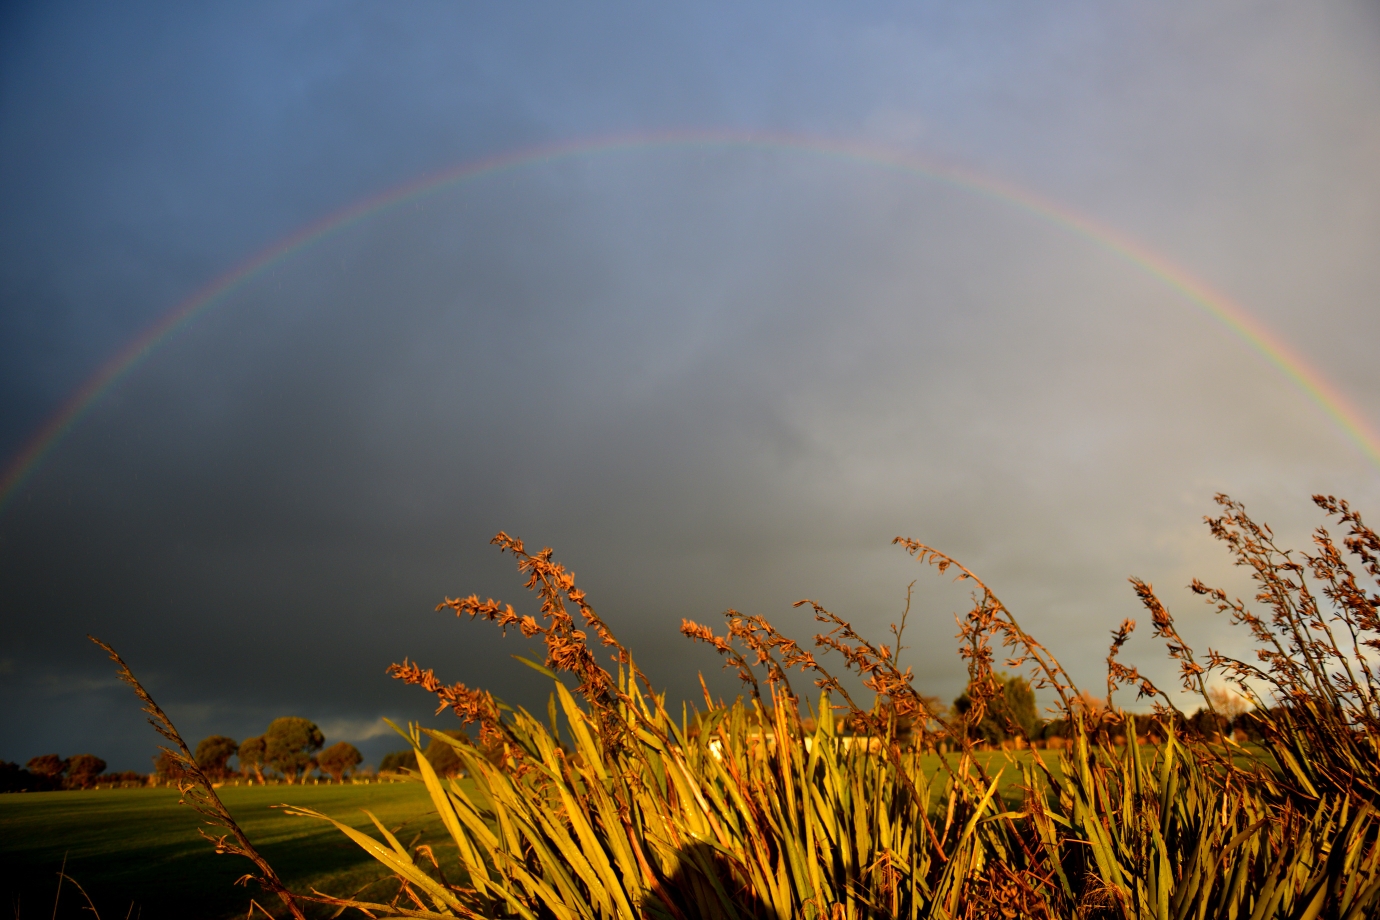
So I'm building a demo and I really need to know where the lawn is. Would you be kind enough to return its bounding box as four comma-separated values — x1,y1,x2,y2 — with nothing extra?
0,781,452,920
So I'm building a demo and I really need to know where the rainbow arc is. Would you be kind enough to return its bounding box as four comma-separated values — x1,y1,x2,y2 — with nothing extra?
2,129,1376,512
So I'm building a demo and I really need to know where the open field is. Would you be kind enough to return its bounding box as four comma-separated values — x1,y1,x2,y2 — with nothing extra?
0,750,1094,919
0,782,453,920
0,752,1063,920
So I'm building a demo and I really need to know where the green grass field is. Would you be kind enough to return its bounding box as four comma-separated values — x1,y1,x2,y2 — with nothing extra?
0,744,1266,920
916,747,1066,802
0,782,452,920
0,751,1070,920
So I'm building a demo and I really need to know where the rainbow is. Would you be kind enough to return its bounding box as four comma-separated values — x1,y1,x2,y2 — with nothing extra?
2,129,1377,513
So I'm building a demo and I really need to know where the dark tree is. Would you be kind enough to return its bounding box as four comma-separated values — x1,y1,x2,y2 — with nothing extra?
1233,709,1267,741
424,731,465,777
953,673,1041,744
153,750,183,783
379,750,418,774
95,770,145,788
239,736,267,783
317,742,363,783
0,761,47,792
195,735,239,781
1188,707,1231,741
25,754,66,780
65,754,107,789
264,717,324,784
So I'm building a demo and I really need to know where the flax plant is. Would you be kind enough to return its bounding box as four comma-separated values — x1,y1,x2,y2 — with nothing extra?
102,496,1380,918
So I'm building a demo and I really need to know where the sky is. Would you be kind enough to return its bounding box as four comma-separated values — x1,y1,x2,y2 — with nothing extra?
1,1,1378,772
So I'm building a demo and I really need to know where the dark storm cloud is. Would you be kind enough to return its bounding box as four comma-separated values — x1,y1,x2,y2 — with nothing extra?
2,2,1378,770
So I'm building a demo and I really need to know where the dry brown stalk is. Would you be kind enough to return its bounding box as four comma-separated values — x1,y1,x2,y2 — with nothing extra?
386,658,504,750
88,636,306,920
892,537,1080,714
404,532,676,754
1128,579,1213,712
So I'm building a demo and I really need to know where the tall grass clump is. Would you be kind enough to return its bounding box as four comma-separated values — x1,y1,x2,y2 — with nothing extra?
103,495,1380,918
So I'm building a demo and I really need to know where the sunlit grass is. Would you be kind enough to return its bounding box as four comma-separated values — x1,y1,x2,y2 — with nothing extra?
0,782,451,920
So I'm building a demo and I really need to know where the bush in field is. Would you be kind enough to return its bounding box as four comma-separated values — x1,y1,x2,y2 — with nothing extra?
264,717,324,784
317,741,363,782
194,734,239,781
98,494,1380,919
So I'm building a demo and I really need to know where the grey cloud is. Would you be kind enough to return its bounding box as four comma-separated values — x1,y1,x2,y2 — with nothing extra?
1,1,1378,770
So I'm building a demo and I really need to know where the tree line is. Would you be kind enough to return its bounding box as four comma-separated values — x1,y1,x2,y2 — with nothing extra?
1,716,370,793
949,672,1259,748
0,754,143,792
5,684,1252,795
177,717,364,784
377,729,469,778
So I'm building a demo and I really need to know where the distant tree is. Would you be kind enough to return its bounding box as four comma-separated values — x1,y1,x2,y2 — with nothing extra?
1002,676,1039,737
0,761,23,791
1233,708,1267,741
152,750,183,784
264,717,324,784
317,742,363,783
194,735,239,781
95,770,145,788
953,673,1040,744
1039,718,1069,742
238,736,267,783
1207,684,1252,722
0,761,47,792
1125,712,1173,742
26,754,66,781
1188,707,1231,741
424,731,465,777
65,754,107,789
379,750,418,774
